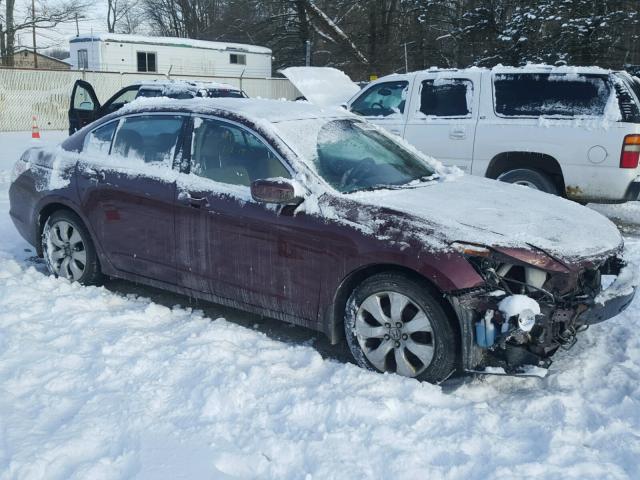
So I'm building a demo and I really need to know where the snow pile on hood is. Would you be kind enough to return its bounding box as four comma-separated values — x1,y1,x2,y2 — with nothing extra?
280,67,361,107
349,175,623,261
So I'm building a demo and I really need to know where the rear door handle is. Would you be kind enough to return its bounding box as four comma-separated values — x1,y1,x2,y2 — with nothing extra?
389,128,402,136
80,167,105,182
450,128,466,139
188,196,209,208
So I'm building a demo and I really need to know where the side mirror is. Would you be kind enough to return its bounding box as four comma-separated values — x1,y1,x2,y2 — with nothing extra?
251,178,304,206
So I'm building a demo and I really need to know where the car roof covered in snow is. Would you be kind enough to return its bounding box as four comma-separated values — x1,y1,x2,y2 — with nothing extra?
70,33,271,55
373,64,615,83
119,97,352,124
134,79,242,92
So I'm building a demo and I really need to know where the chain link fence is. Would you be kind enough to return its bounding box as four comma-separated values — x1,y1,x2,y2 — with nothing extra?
0,68,300,132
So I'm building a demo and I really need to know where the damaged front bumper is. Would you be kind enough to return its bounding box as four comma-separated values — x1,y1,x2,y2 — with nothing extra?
448,254,638,376
579,262,637,325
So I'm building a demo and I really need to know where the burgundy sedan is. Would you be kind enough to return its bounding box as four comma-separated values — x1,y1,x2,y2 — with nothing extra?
9,98,637,383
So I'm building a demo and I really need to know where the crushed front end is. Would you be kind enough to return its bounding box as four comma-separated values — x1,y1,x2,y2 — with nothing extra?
447,243,638,376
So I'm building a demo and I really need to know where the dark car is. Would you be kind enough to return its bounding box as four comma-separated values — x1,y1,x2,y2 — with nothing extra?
69,79,247,134
9,97,637,383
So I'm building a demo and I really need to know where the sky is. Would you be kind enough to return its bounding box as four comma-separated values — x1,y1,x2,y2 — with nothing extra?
12,0,122,54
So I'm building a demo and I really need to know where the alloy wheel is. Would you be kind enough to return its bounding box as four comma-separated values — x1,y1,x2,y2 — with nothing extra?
355,291,435,377
43,220,87,281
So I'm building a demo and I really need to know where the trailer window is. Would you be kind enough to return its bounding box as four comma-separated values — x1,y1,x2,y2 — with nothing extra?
77,49,88,69
137,52,157,73
230,54,246,65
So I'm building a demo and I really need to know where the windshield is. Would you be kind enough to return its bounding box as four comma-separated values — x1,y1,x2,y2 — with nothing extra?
274,118,436,193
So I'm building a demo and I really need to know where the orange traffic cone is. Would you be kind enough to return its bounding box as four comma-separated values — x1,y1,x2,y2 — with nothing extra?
31,115,41,140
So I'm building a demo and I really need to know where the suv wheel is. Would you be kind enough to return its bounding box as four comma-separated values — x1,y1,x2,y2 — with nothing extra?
344,273,458,383
497,168,559,195
42,210,103,285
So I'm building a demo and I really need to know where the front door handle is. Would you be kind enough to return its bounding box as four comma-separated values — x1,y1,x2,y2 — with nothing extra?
178,191,209,208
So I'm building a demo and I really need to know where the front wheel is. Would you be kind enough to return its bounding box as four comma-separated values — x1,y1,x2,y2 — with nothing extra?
42,210,103,285
497,168,559,195
344,273,458,383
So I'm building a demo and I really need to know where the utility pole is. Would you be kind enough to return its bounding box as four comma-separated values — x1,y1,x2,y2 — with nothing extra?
305,40,311,66
31,0,37,68
402,41,415,73
75,13,80,37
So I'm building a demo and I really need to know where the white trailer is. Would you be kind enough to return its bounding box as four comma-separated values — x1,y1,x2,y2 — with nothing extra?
69,33,272,78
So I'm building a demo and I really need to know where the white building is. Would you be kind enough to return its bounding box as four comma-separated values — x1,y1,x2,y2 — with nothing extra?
69,33,272,78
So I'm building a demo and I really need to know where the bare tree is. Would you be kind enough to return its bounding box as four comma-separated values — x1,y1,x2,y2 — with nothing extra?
1,0,88,66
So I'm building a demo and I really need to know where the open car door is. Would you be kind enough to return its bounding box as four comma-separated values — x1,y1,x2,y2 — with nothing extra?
69,79,101,135
279,67,360,107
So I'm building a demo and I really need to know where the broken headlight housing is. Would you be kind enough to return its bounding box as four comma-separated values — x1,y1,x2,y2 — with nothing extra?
451,242,555,301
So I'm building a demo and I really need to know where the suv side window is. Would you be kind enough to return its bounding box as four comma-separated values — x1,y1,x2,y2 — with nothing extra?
419,79,472,117
84,121,118,155
190,117,290,186
112,115,184,165
494,73,611,117
350,81,409,117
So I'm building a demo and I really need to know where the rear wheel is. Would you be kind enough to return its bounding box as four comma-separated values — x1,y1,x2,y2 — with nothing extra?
42,210,103,285
344,273,458,383
497,168,559,195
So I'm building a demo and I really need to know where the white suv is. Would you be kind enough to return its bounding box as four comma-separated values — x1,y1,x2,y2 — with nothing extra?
341,66,640,203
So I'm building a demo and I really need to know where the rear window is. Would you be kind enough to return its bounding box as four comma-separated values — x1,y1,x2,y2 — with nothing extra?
494,73,612,117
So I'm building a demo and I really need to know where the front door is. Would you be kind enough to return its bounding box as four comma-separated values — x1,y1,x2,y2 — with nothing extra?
174,116,322,321
76,113,186,284
402,72,481,173
69,80,101,134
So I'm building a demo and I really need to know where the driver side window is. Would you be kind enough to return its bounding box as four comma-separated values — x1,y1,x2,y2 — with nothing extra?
190,117,290,187
350,81,409,117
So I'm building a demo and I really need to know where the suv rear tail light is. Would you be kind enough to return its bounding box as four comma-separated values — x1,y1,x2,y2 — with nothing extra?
620,135,640,168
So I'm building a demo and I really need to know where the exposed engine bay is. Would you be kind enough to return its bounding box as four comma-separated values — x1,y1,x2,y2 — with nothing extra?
447,244,637,376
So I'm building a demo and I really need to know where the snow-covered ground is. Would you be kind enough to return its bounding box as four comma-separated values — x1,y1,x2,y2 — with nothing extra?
1,131,640,479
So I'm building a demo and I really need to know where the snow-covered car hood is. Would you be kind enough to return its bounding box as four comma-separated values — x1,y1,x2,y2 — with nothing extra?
348,175,623,262
279,67,361,107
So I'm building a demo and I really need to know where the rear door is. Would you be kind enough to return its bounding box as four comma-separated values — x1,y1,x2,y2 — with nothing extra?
402,72,481,172
348,79,412,137
69,80,101,134
76,113,187,284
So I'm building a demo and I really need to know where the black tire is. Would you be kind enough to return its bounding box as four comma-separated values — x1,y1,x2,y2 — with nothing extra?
497,168,559,195
344,272,458,383
41,209,103,285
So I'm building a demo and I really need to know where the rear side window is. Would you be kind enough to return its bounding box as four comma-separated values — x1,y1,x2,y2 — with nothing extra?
419,79,472,117
494,73,612,117
112,115,184,165
84,121,118,155
350,81,408,117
